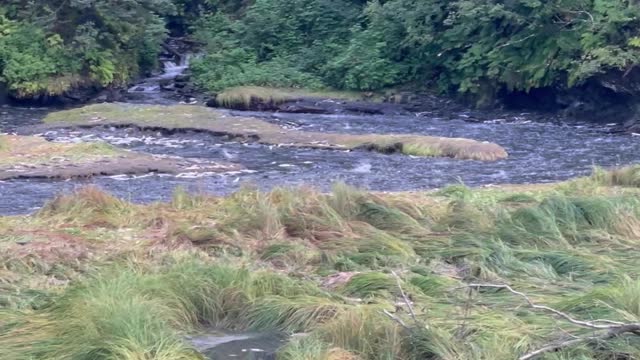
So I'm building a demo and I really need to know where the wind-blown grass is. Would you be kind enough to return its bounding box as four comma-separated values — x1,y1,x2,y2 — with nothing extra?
0,260,348,359
37,186,134,226
3,168,640,359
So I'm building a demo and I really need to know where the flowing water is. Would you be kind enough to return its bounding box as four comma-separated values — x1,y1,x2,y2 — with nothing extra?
188,331,286,359
126,56,193,105
1,61,640,215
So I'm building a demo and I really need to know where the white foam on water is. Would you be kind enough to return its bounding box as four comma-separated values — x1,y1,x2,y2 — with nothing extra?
352,161,372,173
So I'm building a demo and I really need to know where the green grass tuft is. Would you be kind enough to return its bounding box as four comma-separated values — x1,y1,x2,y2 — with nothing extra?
592,165,640,187
342,272,397,298
37,186,134,227
215,86,372,109
496,196,619,246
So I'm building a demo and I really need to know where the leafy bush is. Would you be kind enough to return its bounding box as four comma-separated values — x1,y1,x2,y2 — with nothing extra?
322,25,400,90
6,0,640,100
189,0,640,98
190,50,323,91
0,20,76,97
189,0,364,92
0,1,173,98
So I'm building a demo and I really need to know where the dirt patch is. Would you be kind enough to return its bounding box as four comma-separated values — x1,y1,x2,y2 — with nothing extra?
41,103,508,161
0,135,242,180
5,230,91,263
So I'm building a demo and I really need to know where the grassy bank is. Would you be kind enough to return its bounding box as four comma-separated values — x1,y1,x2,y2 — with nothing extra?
0,135,240,180
2,167,640,358
215,86,380,109
43,104,508,161
0,135,119,167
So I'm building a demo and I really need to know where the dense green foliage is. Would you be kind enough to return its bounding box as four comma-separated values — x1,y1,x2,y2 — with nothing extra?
190,0,640,101
0,0,173,98
4,0,640,101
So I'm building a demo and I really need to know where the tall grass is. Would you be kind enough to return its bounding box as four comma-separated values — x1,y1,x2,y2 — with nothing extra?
277,336,362,360
37,186,135,227
592,164,640,187
216,86,302,109
0,260,344,359
495,195,633,248
341,272,397,298
4,168,640,359
1,266,202,360
316,307,406,359
216,86,367,109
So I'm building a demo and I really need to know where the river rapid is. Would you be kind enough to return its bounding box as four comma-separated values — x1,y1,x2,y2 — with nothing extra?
1,63,639,215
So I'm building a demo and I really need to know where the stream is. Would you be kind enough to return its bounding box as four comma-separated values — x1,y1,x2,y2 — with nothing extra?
1,61,640,215
189,331,286,359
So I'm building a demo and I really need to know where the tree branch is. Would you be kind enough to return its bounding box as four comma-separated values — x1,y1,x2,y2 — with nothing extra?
462,283,615,329
381,309,410,330
496,34,535,49
520,324,640,360
457,283,640,360
391,270,420,325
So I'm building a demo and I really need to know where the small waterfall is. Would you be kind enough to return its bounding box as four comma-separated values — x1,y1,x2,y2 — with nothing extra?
127,54,190,96
158,55,190,80
128,84,160,93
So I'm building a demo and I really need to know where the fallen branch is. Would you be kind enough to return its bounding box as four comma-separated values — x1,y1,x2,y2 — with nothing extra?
381,271,426,331
520,324,640,360
391,270,421,325
458,283,640,360
462,283,615,329
382,309,410,330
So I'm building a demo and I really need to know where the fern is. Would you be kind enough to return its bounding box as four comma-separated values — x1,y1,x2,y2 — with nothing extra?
628,37,640,48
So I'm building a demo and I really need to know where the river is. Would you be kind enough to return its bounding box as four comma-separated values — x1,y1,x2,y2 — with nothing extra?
1,63,639,215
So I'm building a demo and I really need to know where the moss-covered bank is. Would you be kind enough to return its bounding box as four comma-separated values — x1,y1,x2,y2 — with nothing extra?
42,103,508,161
215,86,379,109
0,135,241,180
2,167,640,359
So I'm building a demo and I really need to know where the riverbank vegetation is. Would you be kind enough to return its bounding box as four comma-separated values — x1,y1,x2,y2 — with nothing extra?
188,0,640,104
3,1,640,105
0,0,173,99
43,104,508,160
214,86,378,110
2,167,640,358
